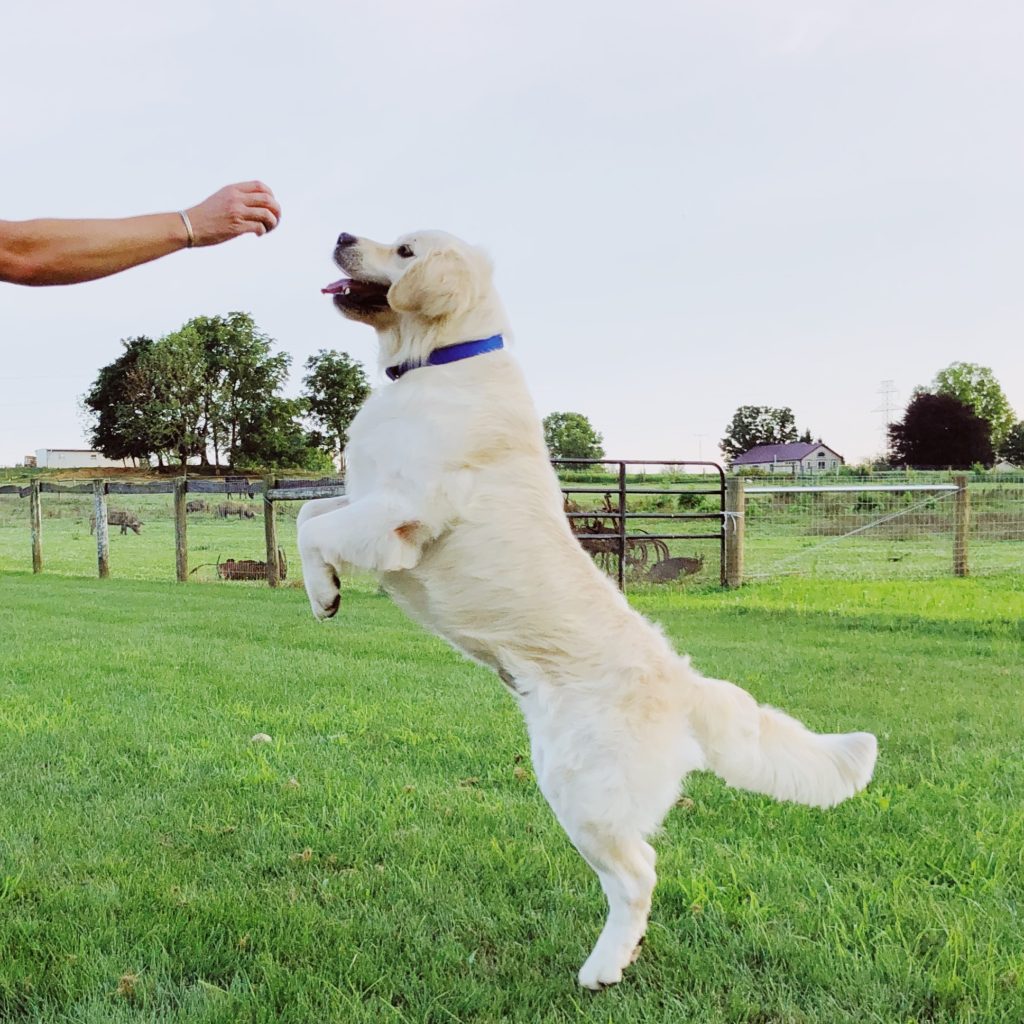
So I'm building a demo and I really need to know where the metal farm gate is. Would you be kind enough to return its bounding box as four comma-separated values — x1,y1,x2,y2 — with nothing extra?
555,459,727,590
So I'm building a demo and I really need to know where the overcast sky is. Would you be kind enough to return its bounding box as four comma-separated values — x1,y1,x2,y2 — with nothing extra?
3,0,1022,468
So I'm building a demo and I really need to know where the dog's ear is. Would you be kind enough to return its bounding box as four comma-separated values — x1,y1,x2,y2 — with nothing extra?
388,248,480,320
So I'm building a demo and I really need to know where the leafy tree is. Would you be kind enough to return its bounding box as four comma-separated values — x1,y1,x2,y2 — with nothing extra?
542,411,605,461
720,406,798,461
137,328,209,467
888,393,994,469
188,312,291,468
233,396,333,472
82,337,160,464
302,350,372,468
798,429,813,444
997,421,1024,466
931,362,1015,449
84,313,308,470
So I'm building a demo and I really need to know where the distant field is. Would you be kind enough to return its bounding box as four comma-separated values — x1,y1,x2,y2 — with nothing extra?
1,572,1022,1022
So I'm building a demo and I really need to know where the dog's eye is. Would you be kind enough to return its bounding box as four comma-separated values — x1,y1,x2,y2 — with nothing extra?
396,244,415,259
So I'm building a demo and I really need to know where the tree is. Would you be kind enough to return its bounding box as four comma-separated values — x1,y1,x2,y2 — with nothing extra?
233,396,333,472
302,350,372,468
998,421,1024,466
931,362,1015,449
542,411,605,461
82,337,161,464
189,312,291,468
137,328,209,467
888,393,994,469
84,313,306,470
720,406,798,461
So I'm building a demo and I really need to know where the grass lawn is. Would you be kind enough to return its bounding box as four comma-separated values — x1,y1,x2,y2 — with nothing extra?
0,572,1022,1023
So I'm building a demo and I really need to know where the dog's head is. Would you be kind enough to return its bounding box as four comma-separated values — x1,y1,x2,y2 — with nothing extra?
322,230,505,367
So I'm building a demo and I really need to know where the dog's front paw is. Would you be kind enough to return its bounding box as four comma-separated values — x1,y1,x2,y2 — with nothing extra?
305,564,341,620
298,529,342,620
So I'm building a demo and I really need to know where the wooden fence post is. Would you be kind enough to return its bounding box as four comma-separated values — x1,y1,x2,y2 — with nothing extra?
30,480,43,573
725,477,745,588
953,474,969,577
93,479,110,579
263,475,279,588
174,478,188,582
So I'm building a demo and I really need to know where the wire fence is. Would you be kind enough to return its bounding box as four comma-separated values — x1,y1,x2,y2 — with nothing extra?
0,478,335,588
742,480,1023,580
2,470,1022,585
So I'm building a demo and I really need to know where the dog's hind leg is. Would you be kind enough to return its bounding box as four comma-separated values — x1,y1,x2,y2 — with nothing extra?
525,691,686,989
567,825,657,990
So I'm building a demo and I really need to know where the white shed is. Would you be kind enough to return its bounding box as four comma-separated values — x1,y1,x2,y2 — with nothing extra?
35,449,128,469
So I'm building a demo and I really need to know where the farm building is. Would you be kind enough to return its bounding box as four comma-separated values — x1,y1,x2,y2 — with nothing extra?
731,441,844,474
34,448,129,469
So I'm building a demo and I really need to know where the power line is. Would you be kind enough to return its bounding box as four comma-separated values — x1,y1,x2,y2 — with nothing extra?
872,380,899,449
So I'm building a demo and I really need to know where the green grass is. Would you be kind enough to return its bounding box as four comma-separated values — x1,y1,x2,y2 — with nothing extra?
1,572,1022,1022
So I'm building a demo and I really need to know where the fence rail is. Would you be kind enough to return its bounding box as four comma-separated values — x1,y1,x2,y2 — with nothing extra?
7,476,343,585
4,470,1021,586
555,459,726,589
4,466,729,589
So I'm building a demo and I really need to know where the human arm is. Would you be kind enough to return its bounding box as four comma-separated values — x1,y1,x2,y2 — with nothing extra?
0,181,281,286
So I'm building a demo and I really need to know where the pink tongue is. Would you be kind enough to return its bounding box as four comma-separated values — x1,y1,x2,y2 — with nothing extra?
321,278,351,295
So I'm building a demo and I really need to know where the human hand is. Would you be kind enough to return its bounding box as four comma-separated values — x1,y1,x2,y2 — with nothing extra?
185,181,281,246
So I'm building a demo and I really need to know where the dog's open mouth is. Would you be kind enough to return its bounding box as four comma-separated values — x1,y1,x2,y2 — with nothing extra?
321,277,391,313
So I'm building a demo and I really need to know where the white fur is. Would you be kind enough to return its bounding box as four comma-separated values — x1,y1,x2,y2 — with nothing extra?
299,230,878,989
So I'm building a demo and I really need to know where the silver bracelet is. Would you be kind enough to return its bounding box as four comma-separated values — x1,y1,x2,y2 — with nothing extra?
178,209,195,248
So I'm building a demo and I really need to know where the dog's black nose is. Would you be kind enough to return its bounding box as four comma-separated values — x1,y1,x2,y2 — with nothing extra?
336,232,358,248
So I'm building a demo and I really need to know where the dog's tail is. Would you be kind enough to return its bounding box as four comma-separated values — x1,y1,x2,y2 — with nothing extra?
686,670,876,809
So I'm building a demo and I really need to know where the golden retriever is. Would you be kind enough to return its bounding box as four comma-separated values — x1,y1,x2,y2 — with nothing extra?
297,229,877,989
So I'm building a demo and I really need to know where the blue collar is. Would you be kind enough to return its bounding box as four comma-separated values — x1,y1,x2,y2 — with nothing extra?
386,334,504,381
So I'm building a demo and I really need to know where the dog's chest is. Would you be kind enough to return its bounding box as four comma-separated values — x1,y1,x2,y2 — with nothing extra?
343,384,470,498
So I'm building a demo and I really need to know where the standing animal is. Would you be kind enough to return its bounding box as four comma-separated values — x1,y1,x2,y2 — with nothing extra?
225,476,255,500
216,502,255,519
185,499,208,514
647,554,704,582
297,229,876,989
90,509,143,535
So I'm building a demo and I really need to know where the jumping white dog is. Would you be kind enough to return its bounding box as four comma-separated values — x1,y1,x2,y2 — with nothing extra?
297,230,877,989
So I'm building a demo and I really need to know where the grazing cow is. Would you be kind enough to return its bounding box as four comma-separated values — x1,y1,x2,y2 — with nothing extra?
90,509,143,535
